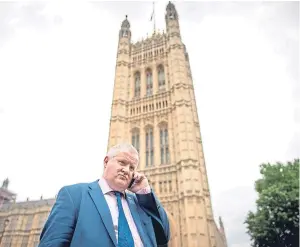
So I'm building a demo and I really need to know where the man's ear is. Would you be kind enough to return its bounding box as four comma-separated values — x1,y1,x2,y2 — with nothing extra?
104,156,108,168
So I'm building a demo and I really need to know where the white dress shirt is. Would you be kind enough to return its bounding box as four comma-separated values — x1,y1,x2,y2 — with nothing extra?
98,178,151,247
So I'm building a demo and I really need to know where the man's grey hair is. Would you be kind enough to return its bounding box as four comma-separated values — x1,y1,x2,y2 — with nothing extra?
106,143,139,159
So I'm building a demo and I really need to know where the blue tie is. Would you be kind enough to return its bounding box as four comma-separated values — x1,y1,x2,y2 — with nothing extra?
114,192,134,247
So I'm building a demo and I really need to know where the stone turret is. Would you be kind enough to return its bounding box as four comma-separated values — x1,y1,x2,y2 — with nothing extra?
0,178,16,207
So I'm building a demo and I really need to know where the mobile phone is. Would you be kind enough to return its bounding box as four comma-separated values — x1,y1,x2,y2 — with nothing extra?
128,177,135,188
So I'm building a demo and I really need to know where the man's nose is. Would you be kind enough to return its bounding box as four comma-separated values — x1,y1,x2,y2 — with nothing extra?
122,166,130,174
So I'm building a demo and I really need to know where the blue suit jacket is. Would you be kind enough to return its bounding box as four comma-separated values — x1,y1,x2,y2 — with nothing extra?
38,180,170,247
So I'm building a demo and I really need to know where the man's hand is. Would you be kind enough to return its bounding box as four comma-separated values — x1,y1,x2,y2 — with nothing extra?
128,172,149,193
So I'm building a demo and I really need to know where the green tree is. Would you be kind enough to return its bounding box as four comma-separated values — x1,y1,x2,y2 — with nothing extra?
245,159,299,247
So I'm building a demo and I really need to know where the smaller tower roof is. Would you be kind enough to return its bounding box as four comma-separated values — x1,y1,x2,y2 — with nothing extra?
165,1,178,20
166,1,176,11
219,216,224,229
121,15,130,29
119,15,131,40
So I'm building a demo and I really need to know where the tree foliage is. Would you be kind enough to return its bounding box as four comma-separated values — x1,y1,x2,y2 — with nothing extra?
245,158,299,247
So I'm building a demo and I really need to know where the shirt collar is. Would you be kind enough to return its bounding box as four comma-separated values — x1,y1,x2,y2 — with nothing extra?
98,177,126,198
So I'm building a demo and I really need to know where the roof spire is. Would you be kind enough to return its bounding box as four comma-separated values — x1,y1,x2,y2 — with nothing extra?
165,1,178,21
1,178,9,189
119,15,131,39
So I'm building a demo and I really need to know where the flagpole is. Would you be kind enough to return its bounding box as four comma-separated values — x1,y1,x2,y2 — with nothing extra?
153,2,156,33
150,2,156,34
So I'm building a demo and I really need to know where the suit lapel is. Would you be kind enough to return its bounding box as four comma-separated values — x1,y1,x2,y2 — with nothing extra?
88,181,117,247
126,193,149,246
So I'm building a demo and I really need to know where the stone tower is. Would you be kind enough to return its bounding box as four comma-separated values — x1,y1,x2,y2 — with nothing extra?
107,2,227,247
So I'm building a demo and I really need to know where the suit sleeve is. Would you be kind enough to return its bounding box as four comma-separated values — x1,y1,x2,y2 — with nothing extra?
136,190,170,246
38,186,77,247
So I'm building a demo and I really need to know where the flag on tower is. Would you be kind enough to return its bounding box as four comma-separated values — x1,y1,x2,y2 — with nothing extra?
150,2,155,21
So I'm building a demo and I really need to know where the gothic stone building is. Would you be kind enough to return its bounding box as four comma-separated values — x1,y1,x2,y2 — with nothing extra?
107,2,227,247
0,179,54,247
0,2,227,247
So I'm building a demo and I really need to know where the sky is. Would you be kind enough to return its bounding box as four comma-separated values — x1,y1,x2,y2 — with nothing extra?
0,1,299,247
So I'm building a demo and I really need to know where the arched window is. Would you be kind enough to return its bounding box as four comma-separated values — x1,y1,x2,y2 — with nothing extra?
131,129,140,153
146,69,153,96
134,72,141,97
158,65,165,90
145,127,154,166
160,126,169,165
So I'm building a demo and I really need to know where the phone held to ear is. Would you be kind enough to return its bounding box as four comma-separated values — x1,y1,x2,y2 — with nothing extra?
128,178,135,188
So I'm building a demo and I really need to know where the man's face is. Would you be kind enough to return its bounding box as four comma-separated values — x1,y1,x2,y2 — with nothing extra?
103,151,139,191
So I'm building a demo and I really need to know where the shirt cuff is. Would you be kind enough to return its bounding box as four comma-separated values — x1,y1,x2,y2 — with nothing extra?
136,185,151,194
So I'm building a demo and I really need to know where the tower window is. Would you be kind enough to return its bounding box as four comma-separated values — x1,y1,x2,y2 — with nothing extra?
122,30,128,37
169,180,172,192
146,69,153,96
25,215,34,230
160,126,169,165
132,129,140,153
158,65,165,90
145,127,154,166
21,236,29,247
134,72,141,97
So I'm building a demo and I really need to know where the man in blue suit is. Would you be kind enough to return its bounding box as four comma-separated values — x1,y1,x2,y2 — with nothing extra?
39,143,170,247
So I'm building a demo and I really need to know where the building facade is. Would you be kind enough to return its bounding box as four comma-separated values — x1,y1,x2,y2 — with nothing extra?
0,180,54,247
107,2,227,247
0,2,227,247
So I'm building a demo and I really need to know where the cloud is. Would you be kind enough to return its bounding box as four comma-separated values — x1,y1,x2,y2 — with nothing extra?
0,2,298,247
213,186,257,247
0,3,22,46
255,2,299,83
0,3,63,47
287,131,300,158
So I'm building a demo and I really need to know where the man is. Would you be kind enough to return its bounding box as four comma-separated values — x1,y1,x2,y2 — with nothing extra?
39,143,170,247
